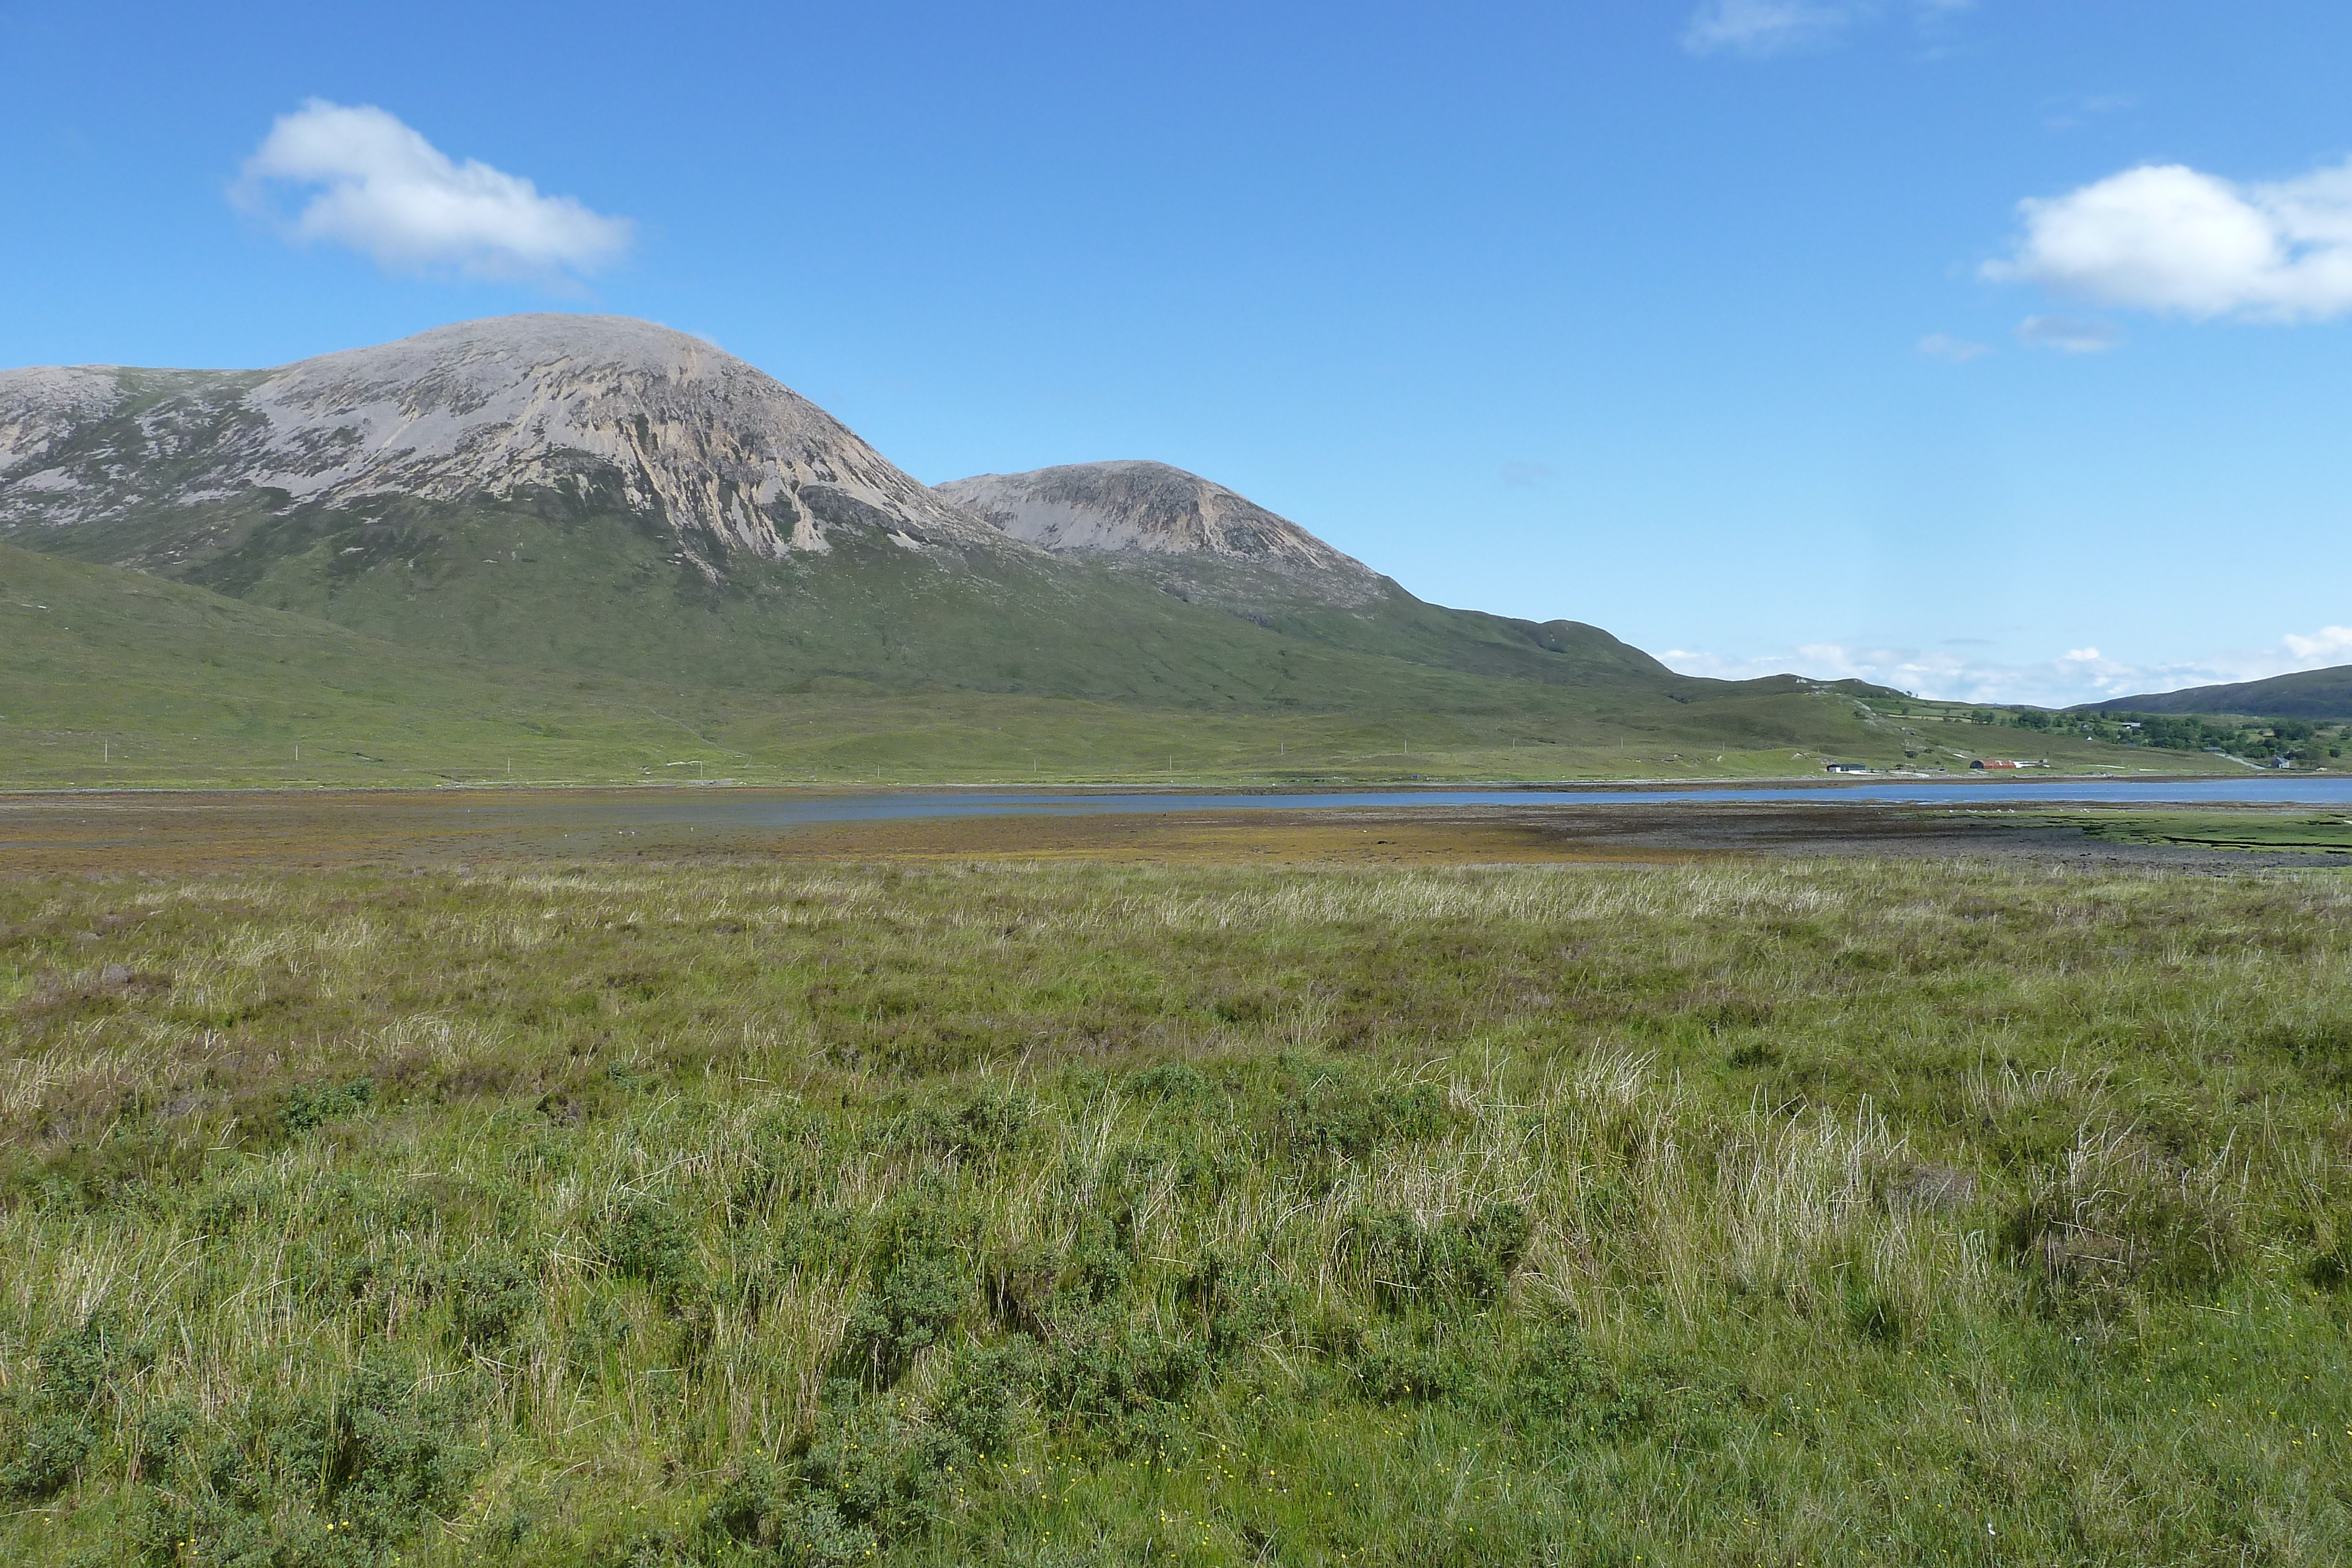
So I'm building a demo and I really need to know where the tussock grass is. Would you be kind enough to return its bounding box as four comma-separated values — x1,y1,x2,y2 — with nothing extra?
2,857,2348,1564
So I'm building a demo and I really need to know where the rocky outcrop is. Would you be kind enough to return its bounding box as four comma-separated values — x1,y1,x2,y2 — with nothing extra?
0,315,1005,566
937,460,1385,605
0,367,135,480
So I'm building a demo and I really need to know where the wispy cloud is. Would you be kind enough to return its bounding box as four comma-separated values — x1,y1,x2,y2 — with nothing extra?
2043,92,2135,132
1917,332,1991,362
1683,0,1856,56
2014,314,2122,353
1661,625,2352,707
1984,156,2352,322
1681,0,1971,58
232,100,633,283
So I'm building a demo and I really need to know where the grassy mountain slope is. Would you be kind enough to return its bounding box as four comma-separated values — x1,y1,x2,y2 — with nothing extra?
12,457,1712,718
2,544,1993,788
0,540,769,786
154,489,1685,713
2080,664,2352,720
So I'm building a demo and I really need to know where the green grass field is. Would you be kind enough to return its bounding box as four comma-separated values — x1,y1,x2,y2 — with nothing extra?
4,854,2348,1564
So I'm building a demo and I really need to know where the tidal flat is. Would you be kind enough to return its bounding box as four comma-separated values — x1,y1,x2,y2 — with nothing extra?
2,850,2349,1564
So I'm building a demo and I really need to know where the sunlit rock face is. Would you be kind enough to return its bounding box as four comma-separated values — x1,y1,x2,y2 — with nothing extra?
937,460,1385,606
0,314,1006,566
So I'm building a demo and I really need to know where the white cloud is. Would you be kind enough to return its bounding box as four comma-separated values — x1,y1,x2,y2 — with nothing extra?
2014,314,2122,353
1917,332,1990,362
1681,0,1969,57
2283,626,2352,663
233,100,633,282
1661,624,2352,707
1683,0,1857,56
1984,158,2352,322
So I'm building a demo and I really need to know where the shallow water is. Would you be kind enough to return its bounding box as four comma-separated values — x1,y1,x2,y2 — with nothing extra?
434,774,2352,831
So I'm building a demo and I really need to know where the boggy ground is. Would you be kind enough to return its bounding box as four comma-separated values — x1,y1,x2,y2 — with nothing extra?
2,852,2349,1565
7,788,2350,874
760,801,2352,871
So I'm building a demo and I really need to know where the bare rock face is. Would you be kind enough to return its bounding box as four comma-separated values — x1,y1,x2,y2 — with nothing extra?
0,315,1004,567
0,366,126,477
937,460,1384,603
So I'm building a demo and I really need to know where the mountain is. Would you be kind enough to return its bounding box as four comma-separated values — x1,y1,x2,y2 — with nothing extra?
0,312,1922,778
938,460,1387,604
2077,666,2352,720
1,316,1382,705
0,313,1001,568
940,459,1686,690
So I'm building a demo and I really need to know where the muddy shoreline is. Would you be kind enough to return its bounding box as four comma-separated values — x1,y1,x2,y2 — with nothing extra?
3,790,2344,874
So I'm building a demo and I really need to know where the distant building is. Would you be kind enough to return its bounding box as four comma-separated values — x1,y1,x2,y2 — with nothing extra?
1825,762,1871,775
1969,758,2048,770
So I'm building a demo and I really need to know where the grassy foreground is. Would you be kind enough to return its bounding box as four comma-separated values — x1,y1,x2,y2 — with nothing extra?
2,855,2349,1564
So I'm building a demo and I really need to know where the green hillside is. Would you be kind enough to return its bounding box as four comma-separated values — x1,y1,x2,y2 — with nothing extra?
2079,664,2352,720
13,467,1693,718
0,319,2233,786
2,544,2071,788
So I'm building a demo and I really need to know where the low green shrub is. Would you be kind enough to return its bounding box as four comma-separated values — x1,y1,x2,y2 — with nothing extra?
447,1250,541,1351
278,1077,373,1136
1038,1320,1210,1450
604,1195,701,1308
1273,1059,1449,1159
840,1190,976,1387
129,1356,484,1566
1352,1201,1532,1312
0,1313,145,1501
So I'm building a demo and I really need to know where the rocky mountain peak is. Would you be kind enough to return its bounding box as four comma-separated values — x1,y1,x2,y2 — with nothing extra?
1,314,1003,566
935,460,1382,599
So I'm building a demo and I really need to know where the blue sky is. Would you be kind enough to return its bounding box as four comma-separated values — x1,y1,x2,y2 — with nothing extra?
5,1,2349,704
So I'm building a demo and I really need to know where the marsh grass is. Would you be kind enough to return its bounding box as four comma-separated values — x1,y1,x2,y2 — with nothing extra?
1,857,2348,1563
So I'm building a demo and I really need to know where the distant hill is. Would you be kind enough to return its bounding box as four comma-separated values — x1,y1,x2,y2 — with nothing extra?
0,316,1695,708
941,460,1379,586
0,312,1957,778
939,459,1682,691
2076,666,2352,720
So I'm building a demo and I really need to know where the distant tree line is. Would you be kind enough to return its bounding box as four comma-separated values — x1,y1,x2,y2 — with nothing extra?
1960,707,2343,763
